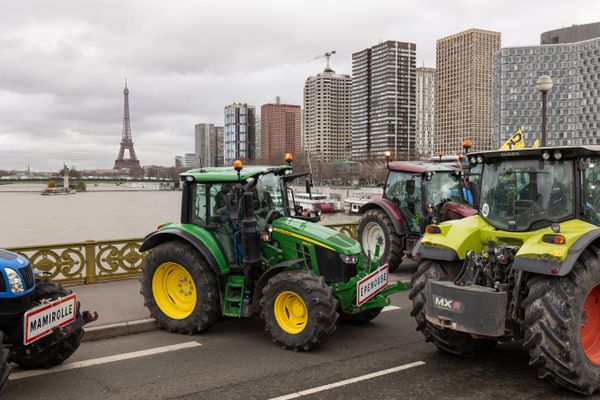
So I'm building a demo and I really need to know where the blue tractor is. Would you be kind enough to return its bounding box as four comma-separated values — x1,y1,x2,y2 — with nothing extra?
0,249,97,395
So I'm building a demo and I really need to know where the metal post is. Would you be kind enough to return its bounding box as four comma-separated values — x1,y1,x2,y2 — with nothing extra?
85,240,97,284
541,91,548,147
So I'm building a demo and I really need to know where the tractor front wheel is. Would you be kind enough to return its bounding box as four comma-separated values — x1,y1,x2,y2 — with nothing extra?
522,248,600,394
358,209,404,271
409,260,497,356
10,282,84,369
140,241,220,334
260,270,338,351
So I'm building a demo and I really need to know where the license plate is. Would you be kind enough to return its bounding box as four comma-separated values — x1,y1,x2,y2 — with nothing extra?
24,294,77,345
357,265,389,305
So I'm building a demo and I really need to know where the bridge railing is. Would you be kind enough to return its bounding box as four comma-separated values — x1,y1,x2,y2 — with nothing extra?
7,223,359,285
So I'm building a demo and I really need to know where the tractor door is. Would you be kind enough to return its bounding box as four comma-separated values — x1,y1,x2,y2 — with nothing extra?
384,171,421,234
191,182,238,264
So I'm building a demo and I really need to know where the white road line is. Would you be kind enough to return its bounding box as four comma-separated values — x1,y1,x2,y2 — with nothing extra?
9,341,201,380
269,361,425,400
381,305,401,312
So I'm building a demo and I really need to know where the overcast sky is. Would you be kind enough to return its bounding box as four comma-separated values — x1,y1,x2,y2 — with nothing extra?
0,0,596,170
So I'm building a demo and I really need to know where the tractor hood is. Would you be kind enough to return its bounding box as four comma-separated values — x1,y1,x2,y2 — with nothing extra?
0,249,29,269
271,218,361,256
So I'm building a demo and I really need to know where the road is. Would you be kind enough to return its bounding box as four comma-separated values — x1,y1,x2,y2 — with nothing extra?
4,290,590,400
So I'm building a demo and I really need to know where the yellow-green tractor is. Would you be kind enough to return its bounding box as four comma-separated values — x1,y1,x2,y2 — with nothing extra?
411,146,600,394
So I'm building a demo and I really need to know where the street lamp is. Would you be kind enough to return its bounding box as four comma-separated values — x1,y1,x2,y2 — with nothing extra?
535,75,553,147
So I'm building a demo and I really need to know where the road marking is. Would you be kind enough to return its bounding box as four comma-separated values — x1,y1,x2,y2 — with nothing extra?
9,341,201,380
269,361,425,400
381,305,401,312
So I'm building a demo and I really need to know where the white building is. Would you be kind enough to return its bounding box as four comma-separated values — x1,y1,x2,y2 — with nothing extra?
303,66,352,163
416,67,436,158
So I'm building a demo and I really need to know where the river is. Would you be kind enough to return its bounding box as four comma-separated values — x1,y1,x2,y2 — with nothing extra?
0,183,361,247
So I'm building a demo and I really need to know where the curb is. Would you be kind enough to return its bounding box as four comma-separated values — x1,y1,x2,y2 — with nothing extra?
83,318,158,342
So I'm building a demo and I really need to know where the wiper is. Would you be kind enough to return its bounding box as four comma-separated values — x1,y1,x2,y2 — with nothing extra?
527,218,558,230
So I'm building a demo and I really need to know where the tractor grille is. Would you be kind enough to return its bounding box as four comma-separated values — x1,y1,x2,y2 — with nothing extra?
314,246,357,284
19,264,35,290
295,243,313,270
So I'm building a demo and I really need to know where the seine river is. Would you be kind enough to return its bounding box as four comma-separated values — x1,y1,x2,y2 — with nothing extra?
0,183,361,247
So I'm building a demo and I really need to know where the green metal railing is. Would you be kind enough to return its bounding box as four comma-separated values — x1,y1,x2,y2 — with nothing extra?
7,223,359,285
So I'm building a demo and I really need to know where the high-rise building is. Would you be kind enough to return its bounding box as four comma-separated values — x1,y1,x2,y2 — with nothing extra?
303,65,352,163
194,123,224,167
352,41,416,161
261,97,301,162
541,22,600,45
416,67,436,158
493,34,600,148
224,103,256,165
255,116,261,161
183,153,196,169
174,155,183,167
435,28,501,154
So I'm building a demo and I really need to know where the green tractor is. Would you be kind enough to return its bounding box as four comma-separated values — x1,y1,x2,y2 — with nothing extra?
139,157,405,351
411,146,600,394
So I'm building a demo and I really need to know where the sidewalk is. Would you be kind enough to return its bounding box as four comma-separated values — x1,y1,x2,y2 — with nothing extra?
70,260,417,342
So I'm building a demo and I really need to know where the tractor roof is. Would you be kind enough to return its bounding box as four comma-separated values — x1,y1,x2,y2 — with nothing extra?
389,161,459,174
469,145,600,162
181,165,291,183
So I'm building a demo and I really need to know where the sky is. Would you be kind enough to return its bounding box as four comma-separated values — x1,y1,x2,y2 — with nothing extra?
0,0,596,171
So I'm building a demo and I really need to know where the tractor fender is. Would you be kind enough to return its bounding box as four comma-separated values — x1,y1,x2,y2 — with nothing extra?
139,228,229,276
251,258,305,312
513,228,600,276
358,199,408,236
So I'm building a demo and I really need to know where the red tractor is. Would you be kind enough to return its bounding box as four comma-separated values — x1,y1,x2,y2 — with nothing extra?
357,159,476,270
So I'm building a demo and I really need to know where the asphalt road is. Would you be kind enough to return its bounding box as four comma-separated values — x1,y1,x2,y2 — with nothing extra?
4,288,595,400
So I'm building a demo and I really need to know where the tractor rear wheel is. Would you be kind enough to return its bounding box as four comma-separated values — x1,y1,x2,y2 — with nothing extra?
11,282,84,369
260,270,338,351
522,248,600,394
409,260,497,356
339,307,383,325
358,209,404,271
0,334,10,396
140,241,220,334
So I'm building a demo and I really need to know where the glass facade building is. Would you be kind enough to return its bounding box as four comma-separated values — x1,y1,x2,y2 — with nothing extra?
493,36,600,147
224,103,256,165
351,41,416,161
416,67,436,158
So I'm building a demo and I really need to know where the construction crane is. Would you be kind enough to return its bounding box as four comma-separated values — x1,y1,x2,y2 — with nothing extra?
307,50,336,71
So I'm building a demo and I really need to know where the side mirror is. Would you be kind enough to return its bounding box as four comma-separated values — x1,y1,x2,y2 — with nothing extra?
405,179,415,195
468,181,480,210
227,190,239,220
305,178,312,199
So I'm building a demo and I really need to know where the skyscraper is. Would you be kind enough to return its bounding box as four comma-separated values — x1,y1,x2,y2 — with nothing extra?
416,67,436,158
303,64,352,163
195,123,224,167
224,103,256,165
435,28,501,154
261,97,301,162
352,41,416,161
493,32,600,147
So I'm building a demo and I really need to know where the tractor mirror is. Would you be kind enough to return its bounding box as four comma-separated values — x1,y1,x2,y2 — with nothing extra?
227,190,239,220
468,181,480,210
305,178,312,199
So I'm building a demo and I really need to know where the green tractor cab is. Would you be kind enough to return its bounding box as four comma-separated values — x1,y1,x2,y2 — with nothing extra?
411,146,600,394
140,157,406,351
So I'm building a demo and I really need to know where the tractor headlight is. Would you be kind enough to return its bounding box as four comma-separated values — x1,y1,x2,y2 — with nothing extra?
477,156,483,164
340,254,358,264
5,268,24,294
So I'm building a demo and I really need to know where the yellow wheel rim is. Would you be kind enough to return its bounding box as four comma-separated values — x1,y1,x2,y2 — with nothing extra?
152,262,196,320
274,291,308,334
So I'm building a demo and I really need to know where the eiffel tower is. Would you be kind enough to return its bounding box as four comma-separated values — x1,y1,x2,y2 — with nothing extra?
114,80,141,170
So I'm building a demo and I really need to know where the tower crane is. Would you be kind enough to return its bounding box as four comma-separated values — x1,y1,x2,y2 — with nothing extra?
307,50,336,71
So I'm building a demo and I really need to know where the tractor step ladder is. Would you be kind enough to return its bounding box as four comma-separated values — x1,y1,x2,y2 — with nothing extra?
223,275,245,317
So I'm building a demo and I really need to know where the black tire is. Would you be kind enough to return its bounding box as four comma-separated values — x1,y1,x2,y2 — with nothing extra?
140,241,220,334
10,281,84,369
358,209,405,271
522,248,600,394
260,270,338,351
0,333,10,396
409,259,497,356
339,307,383,325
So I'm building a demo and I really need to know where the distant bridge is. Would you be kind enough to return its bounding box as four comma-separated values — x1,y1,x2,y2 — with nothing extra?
0,177,178,185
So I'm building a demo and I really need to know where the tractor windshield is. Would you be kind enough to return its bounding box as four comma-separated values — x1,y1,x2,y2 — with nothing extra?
479,159,574,231
254,172,287,219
